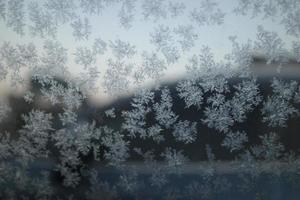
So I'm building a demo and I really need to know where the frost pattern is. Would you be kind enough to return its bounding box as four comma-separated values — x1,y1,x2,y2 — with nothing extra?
103,59,133,95
174,25,198,52
74,46,96,69
142,0,167,22
153,88,178,129
168,2,186,18
118,0,136,29
0,100,11,123
122,89,154,138
255,26,288,66
0,0,300,199
172,120,197,144
6,0,25,35
222,131,248,152
235,0,300,36
261,78,299,127
0,0,5,20
28,2,57,38
137,51,166,80
71,17,91,41
44,0,77,25
109,39,136,60
190,0,225,26
150,25,180,63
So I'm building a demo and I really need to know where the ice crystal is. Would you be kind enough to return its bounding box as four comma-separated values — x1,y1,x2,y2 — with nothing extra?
101,127,129,167
36,40,68,78
153,88,178,129
109,39,136,60
74,46,96,69
44,0,77,25
71,17,91,41
150,25,180,63
0,42,38,86
168,2,186,18
118,0,136,29
162,148,188,175
103,59,133,95
190,0,225,26
138,51,166,80
93,38,107,55
0,0,5,20
222,131,248,152
261,78,299,127
142,0,167,22
172,120,198,144
176,80,204,109
0,100,11,123
28,2,57,38
6,0,25,35
255,26,288,65
122,89,154,138
253,132,285,161
174,25,198,52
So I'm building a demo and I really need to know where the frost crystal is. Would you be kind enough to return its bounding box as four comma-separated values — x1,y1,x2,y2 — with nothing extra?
222,131,248,152
79,0,107,15
292,41,300,62
18,110,53,165
23,91,34,104
226,37,253,77
93,38,107,55
168,2,186,18
44,0,77,25
74,46,96,69
0,0,5,20
40,80,84,110
177,80,203,109
28,2,57,38
255,26,288,65
284,9,300,37
150,25,180,63
172,120,197,144
118,0,136,29
262,78,299,127
174,25,198,52
262,95,298,127
87,171,118,200
105,108,116,118
37,40,68,78
0,62,7,81
0,100,11,123
122,89,154,138
162,148,187,175
235,0,300,36
103,59,133,95
0,42,38,86
203,94,233,133
101,127,129,167
139,51,166,80
142,0,167,22
154,88,178,129
253,132,285,160
71,17,91,41
109,39,136,60
6,0,25,35
190,0,225,26
231,79,261,123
